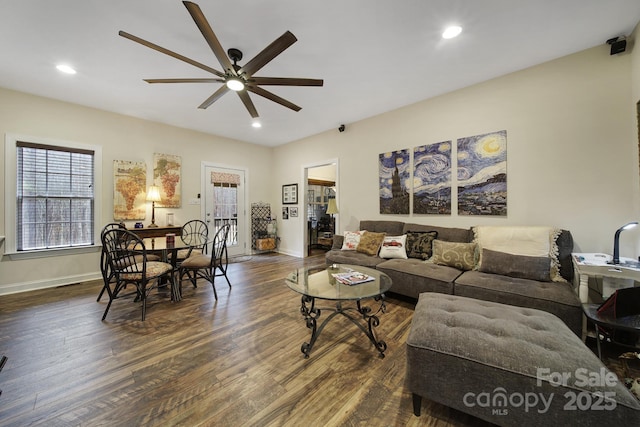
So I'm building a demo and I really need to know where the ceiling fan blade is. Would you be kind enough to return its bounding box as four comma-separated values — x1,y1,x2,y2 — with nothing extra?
198,85,230,109
247,86,301,112
237,91,259,118
118,31,224,78
183,1,235,75
249,77,323,86
238,31,297,76
145,78,224,84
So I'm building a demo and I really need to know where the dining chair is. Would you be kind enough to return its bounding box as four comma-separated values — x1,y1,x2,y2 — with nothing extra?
101,228,175,321
178,223,231,300
98,223,161,302
172,219,209,265
97,222,126,302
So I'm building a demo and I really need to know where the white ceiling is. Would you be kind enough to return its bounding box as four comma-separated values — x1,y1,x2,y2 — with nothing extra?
1,1,639,147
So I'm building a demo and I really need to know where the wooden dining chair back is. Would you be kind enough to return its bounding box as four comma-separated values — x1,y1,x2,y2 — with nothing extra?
178,223,231,300
97,222,126,302
173,219,209,264
101,228,175,321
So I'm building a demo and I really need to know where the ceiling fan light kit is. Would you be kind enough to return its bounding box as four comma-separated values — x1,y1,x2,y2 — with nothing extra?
119,1,323,119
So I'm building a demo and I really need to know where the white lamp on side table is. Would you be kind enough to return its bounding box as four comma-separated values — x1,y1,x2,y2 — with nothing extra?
146,185,161,228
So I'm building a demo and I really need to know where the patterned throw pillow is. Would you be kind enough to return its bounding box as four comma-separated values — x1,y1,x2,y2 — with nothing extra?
379,235,408,259
405,231,438,259
356,232,386,256
341,230,365,250
430,240,478,271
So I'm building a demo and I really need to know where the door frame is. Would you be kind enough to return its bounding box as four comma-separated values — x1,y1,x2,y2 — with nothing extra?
201,161,250,256
302,158,339,258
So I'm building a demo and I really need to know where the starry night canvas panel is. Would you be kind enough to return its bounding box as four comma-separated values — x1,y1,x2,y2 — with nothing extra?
457,130,507,216
413,141,452,214
379,149,410,214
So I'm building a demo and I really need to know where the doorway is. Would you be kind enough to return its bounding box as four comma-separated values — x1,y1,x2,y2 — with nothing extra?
304,161,338,257
202,164,248,257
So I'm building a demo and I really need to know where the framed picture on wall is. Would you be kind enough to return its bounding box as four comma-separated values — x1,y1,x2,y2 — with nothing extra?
282,183,298,204
290,207,298,217
282,206,289,219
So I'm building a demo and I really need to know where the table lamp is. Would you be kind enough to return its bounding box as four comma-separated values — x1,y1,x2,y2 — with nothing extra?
326,198,338,234
612,221,638,265
146,185,161,228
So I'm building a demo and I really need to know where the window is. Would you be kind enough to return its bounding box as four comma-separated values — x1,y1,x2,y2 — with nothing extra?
5,134,102,257
16,142,94,250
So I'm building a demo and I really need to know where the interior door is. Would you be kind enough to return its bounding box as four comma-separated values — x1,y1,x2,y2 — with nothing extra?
204,165,247,257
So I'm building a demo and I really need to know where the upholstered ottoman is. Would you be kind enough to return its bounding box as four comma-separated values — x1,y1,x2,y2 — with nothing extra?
407,293,640,426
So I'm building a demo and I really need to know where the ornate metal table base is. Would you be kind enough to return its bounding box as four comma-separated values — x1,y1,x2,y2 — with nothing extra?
299,294,387,358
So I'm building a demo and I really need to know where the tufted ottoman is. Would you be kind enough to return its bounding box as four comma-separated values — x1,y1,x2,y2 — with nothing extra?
407,293,640,426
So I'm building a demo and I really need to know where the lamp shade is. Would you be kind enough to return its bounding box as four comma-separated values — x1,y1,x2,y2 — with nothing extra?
326,198,339,215
146,185,161,202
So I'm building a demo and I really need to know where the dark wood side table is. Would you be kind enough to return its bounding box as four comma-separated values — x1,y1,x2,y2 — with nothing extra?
582,303,640,359
129,226,182,239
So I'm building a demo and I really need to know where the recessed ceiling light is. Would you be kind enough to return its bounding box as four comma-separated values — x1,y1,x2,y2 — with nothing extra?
252,121,262,128
56,64,77,74
442,26,462,39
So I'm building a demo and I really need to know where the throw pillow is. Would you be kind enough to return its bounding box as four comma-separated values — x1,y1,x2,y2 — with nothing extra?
473,226,562,281
356,232,386,256
405,231,438,260
341,230,365,250
430,240,478,271
379,235,408,259
478,248,552,282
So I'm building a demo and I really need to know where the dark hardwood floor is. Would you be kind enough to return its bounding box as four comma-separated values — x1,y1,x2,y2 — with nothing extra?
0,252,489,426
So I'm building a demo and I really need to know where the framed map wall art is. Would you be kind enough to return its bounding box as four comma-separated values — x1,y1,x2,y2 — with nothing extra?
413,141,452,214
457,130,507,216
153,153,181,208
113,160,146,220
379,149,410,214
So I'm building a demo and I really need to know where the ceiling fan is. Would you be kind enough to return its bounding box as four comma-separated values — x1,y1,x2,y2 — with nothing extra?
118,1,323,118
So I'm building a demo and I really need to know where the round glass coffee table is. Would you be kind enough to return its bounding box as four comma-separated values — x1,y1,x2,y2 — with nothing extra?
285,264,392,358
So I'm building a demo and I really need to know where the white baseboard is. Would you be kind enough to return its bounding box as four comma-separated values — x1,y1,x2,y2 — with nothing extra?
0,272,102,295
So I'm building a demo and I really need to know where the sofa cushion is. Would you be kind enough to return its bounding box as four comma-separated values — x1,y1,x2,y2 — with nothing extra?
473,225,563,282
341,230,365,250
454,270,582,335
430,240,477,271
357,231,386,256
379,235,408,259
360,220,405,235
403,223,472,243
405,231,438,260
325,249,387,268
376,259,460,298
479,248,551,282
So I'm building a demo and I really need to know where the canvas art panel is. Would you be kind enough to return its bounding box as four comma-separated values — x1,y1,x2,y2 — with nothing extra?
153,153,181,208
413,141,452,214
113,160,146,220
457,130,507,216
379,149,410,214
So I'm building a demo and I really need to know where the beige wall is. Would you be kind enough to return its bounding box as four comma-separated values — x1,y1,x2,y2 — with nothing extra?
274,43,640,259
631,22,640,255
0,88,273,293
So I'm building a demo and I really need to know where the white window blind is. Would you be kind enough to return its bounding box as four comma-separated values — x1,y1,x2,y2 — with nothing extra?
16,141,95,251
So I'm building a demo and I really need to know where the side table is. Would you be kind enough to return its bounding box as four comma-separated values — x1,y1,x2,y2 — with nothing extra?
572,253,640,302
582,303,640,359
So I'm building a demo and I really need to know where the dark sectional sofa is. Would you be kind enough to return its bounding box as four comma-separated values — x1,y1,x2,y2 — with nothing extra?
325,220,582,335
